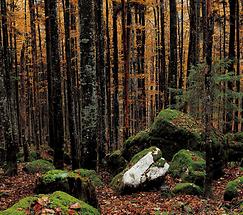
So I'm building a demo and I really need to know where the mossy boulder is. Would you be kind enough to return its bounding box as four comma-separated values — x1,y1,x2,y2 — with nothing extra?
74,169,103,187
0,191,100,215
17,151,39,162
169,149,205,186
172,183,203,196
111,147,169,194
23,159,55,174
107,150,127,176
122,109,204,161
35,170,98,208
224,133,243,163
224,176,243,201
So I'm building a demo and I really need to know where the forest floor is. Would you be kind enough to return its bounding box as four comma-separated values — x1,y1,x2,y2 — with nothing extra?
0,164,242,214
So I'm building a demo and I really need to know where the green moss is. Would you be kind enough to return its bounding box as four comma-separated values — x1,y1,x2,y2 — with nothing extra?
110,172,124,191
0,192,99,215
17,151,39,162
224,176,243,201
36,170,98,208
107,150,127,175
172,183,203,196
0,196,37,215
122,109,205,162
129,146,161,165
152,158,166,168
151,109,204,136
125,130,151,148
169,149,205,186
49,191,99,214
24,159,55,174
74,169,103,187
41,170,68,184
157,108,181,121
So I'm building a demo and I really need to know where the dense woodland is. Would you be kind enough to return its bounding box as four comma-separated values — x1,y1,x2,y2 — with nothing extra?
0,0,243,214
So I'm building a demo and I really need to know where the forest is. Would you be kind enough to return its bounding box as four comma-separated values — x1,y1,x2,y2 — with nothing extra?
0,0,242,214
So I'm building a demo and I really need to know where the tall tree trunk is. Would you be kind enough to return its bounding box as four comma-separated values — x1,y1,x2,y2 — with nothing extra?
62,0,79,169
79,0,98,169
105,0,112,152
1,0,17,176
204,0,214,197
95,0,106,168
235,0,240,132
44,0,54,149
112,2,119,150
226,0,236,133
29,0,40,153
48,0,65,169
169,0,177,107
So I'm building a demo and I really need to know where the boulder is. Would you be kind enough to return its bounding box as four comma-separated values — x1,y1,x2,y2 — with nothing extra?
74,169,103,187
169,149,205,186
111,147,169,194
224,176,243,201
224,133,243,163
17,151,39,162
172,183,203,196
106,150,127,175
0,191,100,215
122,109,204,161
35,169,98,208
23,159,55,174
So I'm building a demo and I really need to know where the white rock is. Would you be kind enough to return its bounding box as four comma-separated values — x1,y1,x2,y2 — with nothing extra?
122,147,169,188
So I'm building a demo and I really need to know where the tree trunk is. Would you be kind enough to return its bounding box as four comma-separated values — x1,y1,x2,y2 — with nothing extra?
1,0,17,176
48,0,65,169
79,0,98,169
169,0,177,107
226,0,236,133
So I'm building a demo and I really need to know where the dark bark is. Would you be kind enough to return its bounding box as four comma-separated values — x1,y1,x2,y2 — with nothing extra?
204,0,214,197
49,0,65,169
169,0,177,107
112,2,119,150
226,0,236,133
95,0,106,167
62,0,80,169
105,0,112,152
1,0,17,176
79,0,98,169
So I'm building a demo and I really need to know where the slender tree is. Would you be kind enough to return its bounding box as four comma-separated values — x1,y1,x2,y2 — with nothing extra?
204,0,214,197
1,0,17,175
79,0,98,169
226,0,236,132
47,0,65,169
169,0,177,107
62,0,79,169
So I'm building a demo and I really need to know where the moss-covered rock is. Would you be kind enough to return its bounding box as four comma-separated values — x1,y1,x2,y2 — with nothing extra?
224,176,243,201
111,147,169,194
0,191,100,215
17,151,39,162
169,149,205,186
35,170,98,208
172,183,203,196
23,159,55,174
224,133,243,163
106,150,127,176
74,169,103,187
122,109,204,161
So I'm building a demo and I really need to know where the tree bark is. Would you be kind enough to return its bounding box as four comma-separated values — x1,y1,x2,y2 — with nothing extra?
79,0,98,169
